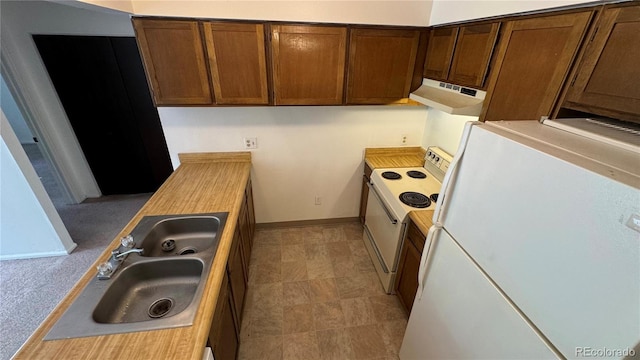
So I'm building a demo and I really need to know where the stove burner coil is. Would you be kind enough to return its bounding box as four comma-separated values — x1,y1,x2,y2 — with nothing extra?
399,192,431,208
430,193,439,203
382,171,402,180
406,170,427,179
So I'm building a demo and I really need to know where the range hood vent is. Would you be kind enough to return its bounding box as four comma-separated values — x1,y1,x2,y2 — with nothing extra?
410,79,486,116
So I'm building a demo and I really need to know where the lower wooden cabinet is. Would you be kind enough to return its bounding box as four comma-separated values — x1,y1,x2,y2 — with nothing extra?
209,273,239,360
395,221,426,314
359,163,373,224
228,228,247,332
239,190,252,275
209,177,256,359
245,178,256,241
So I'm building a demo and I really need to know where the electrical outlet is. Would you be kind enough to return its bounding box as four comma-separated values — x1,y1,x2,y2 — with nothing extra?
243,137,257,149
401,134,408,145
315,196,322,205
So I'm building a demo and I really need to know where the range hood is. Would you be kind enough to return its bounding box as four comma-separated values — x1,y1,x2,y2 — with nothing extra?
410,79,486,116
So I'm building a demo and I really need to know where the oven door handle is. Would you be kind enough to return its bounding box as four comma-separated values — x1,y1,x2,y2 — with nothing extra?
368,182,398,225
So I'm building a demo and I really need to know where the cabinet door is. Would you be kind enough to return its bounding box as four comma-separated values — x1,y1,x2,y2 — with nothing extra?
481,11,593,121
359,175,369,224
564,5,640,123
271,25,347,105
239,198,252,278
228,229,247,332
245,178,256,241
359,163,372,224
448,23,500,88
203,22,269,105
423,27,458,81
132,19,212,105
346,29,420,104
209,274,239,360
395,235,421,314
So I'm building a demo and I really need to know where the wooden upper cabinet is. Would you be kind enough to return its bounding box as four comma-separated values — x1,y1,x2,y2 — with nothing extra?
346,29,420,104
564,5,640,123
448,23,500,88
423,27,458,81
202,22,269,105
481,11,593,121
132,18,212,105
271,25,347,105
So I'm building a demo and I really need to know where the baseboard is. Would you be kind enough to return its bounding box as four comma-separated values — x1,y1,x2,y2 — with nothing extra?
0,249,70,261
256,217,360,229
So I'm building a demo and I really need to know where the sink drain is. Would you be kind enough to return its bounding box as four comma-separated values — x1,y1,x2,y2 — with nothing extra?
161,239,176,252
148,298,173,318
178,247,197,255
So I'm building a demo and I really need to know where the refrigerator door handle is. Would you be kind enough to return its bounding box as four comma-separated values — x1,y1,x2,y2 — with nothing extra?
433,121,478,223
417,222,442,299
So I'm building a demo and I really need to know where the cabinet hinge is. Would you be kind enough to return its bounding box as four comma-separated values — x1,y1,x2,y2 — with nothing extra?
570,72,578,87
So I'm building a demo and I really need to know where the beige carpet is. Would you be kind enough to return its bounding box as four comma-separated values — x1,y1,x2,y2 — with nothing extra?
0,144,153,359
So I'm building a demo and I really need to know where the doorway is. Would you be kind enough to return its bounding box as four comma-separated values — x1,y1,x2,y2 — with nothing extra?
33,35,172,195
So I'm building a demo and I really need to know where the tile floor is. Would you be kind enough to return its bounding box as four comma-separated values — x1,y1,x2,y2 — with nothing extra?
238,222,408,360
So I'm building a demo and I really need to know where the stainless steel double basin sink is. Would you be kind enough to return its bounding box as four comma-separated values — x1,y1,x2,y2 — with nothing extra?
45,213,228,340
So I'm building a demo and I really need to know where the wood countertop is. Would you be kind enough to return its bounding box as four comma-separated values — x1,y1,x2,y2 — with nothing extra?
14,152,252,360
364,146,426,169
409,210,434,235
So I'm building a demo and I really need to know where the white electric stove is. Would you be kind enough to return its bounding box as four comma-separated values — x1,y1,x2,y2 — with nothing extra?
363,146,452,293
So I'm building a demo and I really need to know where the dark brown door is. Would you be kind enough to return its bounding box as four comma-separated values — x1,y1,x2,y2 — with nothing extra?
33,35,173,195
209,274,239,360
423,27,458,81
346,28,420,104
395,221,426,314
448,23,500,88
271,24,347,105
132,19,212,105
228,229,247,332
203,22,270,105
564,5,640,123
481,11,593,121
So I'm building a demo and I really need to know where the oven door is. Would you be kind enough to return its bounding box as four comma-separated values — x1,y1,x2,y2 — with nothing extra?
364,182,405,273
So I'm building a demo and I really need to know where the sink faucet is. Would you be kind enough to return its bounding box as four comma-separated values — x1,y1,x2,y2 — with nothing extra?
97,235,142,280
113,248,144,259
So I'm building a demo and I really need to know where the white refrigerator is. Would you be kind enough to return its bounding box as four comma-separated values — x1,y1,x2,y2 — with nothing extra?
400,120,640,359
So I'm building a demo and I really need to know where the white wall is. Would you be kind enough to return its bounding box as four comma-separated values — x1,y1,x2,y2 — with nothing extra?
0,111,76,260
421,109,476,155
75,0,134,13
160,106,427,223
429,0,596,25
1,74,33,144
132,0,432,26
0,0,136,202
